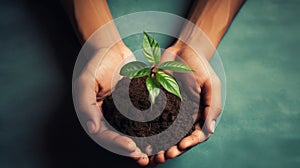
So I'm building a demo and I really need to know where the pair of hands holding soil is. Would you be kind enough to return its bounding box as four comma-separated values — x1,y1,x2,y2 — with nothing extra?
67,0,244,166
76,39,221,166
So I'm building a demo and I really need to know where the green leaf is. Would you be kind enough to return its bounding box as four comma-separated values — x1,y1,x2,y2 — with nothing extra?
158,61,194,72
155,71,182,99
146,77,160,104
120,61,149,77
142,32,161,65
132,68,151,78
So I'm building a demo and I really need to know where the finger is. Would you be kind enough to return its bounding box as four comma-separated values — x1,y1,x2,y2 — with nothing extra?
149,155,157,167
131,149,148,167
202,75,222,134
73,71,101,134
130,148,149,166
112,135,137,153
130,148,143,159
166,145,185,159
178,125,208,150
154,151,167,164
136,154,149,167
93,130,138,155
149,151,166,166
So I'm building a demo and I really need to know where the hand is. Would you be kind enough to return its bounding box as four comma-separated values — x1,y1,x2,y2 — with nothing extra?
149,42,222,166
73,42,149,166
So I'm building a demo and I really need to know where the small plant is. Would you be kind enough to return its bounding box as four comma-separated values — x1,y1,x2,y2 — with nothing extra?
120,32,193,104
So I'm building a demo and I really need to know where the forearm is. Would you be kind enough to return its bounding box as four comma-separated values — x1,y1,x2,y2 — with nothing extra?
191,0,245,47
61,0,123,47
176,0,245,60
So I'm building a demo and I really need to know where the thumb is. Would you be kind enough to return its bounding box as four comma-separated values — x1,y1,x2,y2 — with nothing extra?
159,48,178,76
160,48,177,63
73,71,101,134
202,75,222,134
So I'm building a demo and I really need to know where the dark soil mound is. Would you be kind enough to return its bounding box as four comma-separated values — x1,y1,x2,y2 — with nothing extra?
102,76,203,154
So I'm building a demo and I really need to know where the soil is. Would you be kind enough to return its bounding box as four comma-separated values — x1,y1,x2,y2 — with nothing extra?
102,76,204,154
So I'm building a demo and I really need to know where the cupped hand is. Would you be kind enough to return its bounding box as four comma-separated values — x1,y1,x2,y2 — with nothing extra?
149,42,222,166
73,42,149,166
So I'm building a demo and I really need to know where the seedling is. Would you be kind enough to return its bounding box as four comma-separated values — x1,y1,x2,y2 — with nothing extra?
120,32,193,104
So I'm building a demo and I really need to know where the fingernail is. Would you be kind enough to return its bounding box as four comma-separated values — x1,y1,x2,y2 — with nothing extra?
210,120,216,133
86,120,96,134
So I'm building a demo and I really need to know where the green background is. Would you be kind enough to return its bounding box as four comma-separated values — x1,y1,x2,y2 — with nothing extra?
0,0,299,167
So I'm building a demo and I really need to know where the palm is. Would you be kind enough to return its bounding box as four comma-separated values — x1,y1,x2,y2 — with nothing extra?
149,45,222,165
73,45,149,166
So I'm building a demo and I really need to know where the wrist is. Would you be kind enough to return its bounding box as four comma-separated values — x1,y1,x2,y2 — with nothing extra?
173,28,216,61
174,19,217,61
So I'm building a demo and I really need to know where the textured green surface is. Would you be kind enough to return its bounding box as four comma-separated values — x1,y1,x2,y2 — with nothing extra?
0,0,300,167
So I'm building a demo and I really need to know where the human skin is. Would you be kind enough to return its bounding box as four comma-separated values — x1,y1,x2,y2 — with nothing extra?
62,0,245,166
150,0,245,165
62,0,149,166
